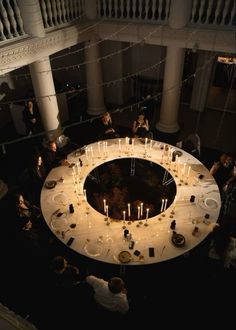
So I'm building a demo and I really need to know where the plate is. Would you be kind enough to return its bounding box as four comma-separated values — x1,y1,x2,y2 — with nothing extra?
84,241,103,257
52,193,68,205
118,251,132,263
45,180,57,189
204,197,219,209
50,213,67,230
171,233,186,247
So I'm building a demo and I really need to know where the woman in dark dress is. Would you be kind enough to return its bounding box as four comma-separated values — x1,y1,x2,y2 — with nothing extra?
132,112,150,138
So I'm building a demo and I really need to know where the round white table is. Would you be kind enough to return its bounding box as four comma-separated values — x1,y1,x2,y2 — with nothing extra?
41,138,221,265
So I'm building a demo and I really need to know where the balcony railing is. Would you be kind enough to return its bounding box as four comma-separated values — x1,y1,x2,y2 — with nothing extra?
40,0,85,29
0,0,235,45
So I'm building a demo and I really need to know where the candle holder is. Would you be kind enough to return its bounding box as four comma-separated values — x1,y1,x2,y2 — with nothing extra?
144,220,148,226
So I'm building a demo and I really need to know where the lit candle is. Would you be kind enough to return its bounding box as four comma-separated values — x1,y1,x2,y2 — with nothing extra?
160,199,164,212
90,146,94,158
103,199,106,213
83,189,87,202
85,148,89,161
127,203,131,217
145,137,148,151
72,172,76,185
118,139,121,151
187,166,191,178
123,210,126,221
183,163,186,175
146,208,149,219
149,139,153,150
140,202,143,218
137,206,140,220
97,141,101,154
164,198,168,211
106,205,109,218
125,137,128,145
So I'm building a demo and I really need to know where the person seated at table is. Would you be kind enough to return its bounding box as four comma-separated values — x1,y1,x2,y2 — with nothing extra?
14,192,42,226
50,256,81,288
132,112,151,139
42,141,70,173
220,162,236,220
98,112,118,140
209,153,234,192
208,224,236,269
86,275,129,315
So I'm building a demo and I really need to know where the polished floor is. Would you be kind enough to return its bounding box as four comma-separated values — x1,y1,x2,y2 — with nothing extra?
0,102,235,329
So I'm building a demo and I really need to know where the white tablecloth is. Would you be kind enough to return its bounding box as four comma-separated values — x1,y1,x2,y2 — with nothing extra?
41,138,221,265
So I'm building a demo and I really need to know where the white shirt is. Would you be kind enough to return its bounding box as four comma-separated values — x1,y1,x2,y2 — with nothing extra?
86,275,129,314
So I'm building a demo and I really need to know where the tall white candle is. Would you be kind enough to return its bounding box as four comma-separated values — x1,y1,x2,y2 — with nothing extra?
83,189,87,202
187,166,191,178
118,139,121,151
103,199,106,213
146,208,149,219
90,146,94,158
137,206,140,220
164,198,168,211
123,210,126,221
160,199,164,212
149,139,153,150
106,205,109,218
97,141,101,154
140,202,143,218
183,163,186,175
145,137,148,151
127,203,131,217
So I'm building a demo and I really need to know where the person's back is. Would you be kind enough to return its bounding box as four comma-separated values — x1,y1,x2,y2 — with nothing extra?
86,275,129,315
208,225,236,269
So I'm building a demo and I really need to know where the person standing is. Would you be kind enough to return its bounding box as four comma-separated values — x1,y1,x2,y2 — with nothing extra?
22,100,40,135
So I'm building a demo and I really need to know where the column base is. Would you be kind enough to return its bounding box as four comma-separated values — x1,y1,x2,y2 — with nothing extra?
155,121,180,133
87,105,106,116
153,128,180,146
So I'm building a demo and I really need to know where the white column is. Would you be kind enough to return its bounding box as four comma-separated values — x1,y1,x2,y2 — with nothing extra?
85,0,97,19
17,0,45,37
156,46,185,133
190,50,214,112
156,0,192,134
85,36,106,116
29,56,61,140
168,0,192,29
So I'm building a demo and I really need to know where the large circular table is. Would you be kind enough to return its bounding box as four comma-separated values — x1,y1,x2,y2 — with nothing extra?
41,138,221,265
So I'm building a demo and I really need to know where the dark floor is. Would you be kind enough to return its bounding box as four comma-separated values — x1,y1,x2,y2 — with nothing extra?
0,106,235,329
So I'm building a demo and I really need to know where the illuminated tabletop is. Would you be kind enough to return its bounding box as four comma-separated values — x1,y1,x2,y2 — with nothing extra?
41,138,221,265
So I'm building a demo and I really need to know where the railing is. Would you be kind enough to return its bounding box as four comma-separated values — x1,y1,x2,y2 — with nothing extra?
0,0,25,41
40,0,85,29
96,0,236,28
96,0,170,23
189,0,236,28
0,0,235,44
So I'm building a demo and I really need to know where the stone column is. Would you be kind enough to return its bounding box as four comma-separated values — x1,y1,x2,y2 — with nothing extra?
85,36,106,116
156,46,185,133
85,0,97,19
190,50,214,112
156,0,192,134
29,57,61,140
17,0,45,37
